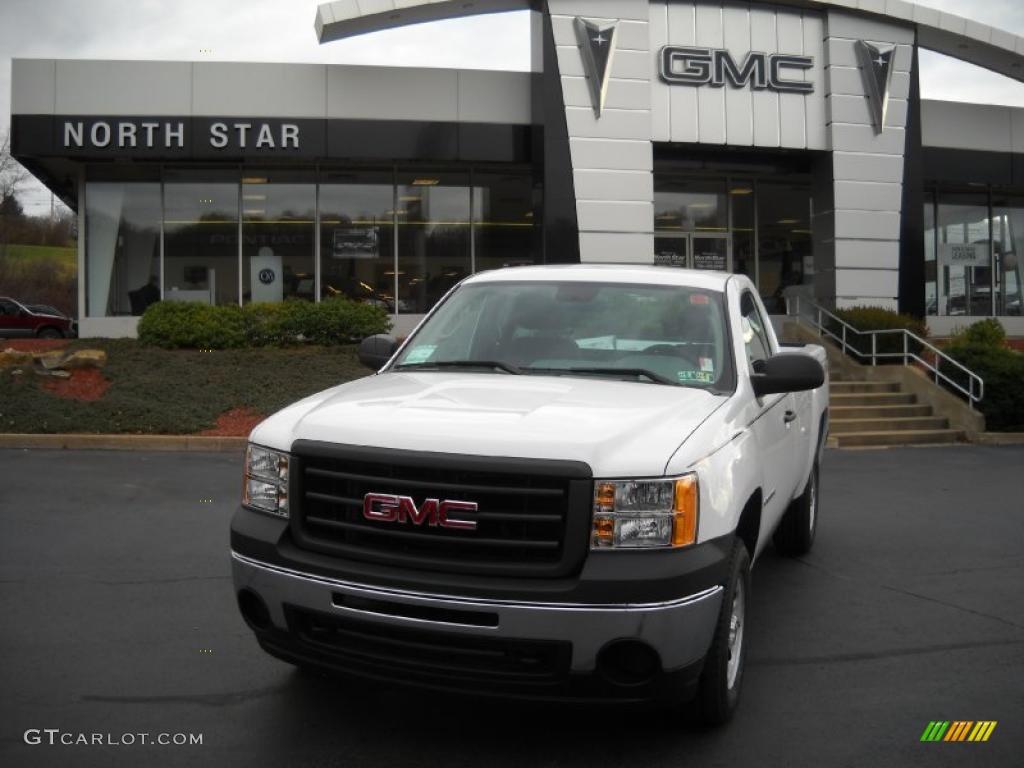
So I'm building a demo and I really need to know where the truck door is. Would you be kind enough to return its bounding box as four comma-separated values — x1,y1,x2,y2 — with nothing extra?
739,291,798,548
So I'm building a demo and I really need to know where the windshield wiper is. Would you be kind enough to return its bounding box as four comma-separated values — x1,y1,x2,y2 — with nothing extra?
394,360,523,375
525,366,677,386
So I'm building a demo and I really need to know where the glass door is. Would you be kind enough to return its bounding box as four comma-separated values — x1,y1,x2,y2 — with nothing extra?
654,234,688,268
692,234,730,271
654,234,730,271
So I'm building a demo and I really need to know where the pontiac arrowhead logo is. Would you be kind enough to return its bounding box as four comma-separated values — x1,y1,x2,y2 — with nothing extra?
574,17,618,117
855,40,895,134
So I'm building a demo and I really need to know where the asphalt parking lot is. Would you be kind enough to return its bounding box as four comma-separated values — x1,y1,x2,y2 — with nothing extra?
1,445,1022,768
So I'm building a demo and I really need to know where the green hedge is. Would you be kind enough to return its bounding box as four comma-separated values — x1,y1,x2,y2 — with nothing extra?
942,319,1023,432
830,306,929,361
945,343,1024,432
138,298,391,349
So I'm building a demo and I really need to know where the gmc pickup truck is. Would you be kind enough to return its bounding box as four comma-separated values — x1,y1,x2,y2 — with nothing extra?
232,265,828,724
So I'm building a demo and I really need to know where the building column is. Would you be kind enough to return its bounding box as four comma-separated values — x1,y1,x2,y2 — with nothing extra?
820,10,915,311
546,0,654,264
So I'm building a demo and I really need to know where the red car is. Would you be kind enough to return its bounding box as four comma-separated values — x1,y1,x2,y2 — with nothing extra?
0,297,77,339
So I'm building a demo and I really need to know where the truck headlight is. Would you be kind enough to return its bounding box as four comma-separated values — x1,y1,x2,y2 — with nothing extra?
243,444,289,518
591,474,698,549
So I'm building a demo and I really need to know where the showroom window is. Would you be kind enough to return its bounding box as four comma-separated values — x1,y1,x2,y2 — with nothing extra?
83,165,539,317
473,171,538,274
318,169,396,310
84,179,161,316
163,170,240,306
991,194,1024,317
924,189,1009,317
241,170,315,303
396,170,471,314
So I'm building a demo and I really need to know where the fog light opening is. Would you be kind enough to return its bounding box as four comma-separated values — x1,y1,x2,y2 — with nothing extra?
238,589,272,630
597,639,662,687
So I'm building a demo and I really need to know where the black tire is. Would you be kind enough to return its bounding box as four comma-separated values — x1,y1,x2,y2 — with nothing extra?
773,461,819,557
37,327,64,339
696,539,751,726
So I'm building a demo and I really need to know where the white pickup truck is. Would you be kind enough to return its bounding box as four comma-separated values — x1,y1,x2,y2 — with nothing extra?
232,265,828,724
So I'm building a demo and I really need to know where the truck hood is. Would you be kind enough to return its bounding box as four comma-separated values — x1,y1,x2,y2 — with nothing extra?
252,372,727,477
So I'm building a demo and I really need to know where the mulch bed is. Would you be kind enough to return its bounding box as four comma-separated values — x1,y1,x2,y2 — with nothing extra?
196,407,265,437
39,368,111,402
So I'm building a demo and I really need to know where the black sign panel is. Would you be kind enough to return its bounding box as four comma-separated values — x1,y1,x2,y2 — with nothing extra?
11,115,529,164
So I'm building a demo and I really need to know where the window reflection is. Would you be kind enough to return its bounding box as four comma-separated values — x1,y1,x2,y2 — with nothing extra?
757,183,812,314
654,179,727,233
473,172,537,273
991,195,1024,317
163,171,239,306
241,171,315,303
936,195,990,316
85,181,161,316
319,169,397,311
396,171,471,313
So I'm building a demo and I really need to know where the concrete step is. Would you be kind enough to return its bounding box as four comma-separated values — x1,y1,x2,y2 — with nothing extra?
831,381,902,394
830,416,949,434
831,392,917,407
832,429,965,448
830,403,933,419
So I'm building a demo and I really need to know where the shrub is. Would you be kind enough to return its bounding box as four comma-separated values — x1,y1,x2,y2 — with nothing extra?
944,343,1024,432
950,318,1006,349
138,301,247,349
139,297,391,349
831,306,928,361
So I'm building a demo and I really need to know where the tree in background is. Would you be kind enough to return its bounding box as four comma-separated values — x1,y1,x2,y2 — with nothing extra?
1,127,29,244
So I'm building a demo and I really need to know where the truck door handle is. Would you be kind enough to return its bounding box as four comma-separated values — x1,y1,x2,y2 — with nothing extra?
783,410,797,424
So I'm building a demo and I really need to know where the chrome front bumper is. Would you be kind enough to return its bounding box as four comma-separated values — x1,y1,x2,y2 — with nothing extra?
231,552,723,673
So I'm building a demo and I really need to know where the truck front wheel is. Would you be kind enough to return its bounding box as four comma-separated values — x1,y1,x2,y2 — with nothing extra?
696,539,751,726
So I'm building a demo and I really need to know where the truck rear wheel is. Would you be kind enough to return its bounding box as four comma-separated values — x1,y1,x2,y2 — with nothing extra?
773,461,819,557
696,539,750,726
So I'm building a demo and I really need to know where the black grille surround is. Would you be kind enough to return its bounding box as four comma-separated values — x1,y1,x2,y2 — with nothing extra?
289,441,593,578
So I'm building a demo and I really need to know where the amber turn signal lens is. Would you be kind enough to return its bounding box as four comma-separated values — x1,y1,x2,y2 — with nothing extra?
592,516,615,547
595,482,616,510
672,476,698,547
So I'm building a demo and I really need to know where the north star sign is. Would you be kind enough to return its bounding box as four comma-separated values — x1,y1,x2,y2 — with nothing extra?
659,47,814,94
62,119,301,150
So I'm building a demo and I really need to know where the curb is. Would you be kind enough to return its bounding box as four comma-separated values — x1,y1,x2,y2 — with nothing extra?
973,432,1024,446
0,434,246,452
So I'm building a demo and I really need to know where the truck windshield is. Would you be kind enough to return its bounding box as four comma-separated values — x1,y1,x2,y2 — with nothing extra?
393,281,735,392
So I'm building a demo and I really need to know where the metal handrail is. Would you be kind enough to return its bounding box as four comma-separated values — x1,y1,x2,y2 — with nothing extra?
791,297,984,407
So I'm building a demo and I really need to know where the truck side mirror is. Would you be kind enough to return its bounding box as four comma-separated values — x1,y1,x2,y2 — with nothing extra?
358,334,398,371
751,354,824,397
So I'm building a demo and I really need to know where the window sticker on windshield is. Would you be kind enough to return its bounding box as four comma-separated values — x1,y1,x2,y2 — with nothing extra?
699,357,714,373
403,345,436,364
677,370,715,384
689,294,710,305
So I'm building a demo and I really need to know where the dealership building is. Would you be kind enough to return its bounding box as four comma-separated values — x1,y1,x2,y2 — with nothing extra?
9,0,1024,337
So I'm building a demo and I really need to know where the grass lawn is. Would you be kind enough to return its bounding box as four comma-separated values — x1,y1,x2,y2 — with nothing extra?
0,244,77,275
0,339,369,434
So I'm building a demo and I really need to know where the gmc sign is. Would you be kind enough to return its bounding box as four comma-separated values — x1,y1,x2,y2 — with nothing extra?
362,493,478,531
659,46,814,94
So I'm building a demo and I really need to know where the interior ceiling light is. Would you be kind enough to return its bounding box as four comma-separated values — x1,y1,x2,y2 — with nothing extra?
242,177,268,184
730,187,753,195
777,218,800,224
411,178,440,186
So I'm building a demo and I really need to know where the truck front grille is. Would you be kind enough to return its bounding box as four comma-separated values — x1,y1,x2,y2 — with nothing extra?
289,441,592,578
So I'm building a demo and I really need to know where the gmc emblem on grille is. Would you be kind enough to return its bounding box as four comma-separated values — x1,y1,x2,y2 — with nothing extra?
362,493,478,531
